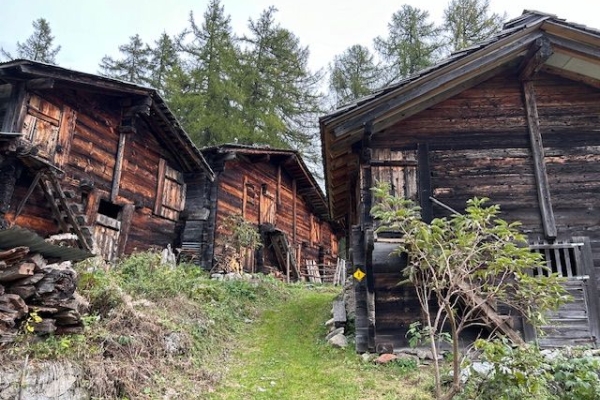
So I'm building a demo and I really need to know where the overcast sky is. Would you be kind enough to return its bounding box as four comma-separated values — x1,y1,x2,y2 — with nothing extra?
1,0,599,75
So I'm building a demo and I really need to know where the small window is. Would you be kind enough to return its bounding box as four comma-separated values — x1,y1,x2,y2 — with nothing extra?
154,158,186,221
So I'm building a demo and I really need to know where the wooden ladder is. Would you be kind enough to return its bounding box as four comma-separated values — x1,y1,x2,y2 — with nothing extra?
269,231,300,279
37,170,94,253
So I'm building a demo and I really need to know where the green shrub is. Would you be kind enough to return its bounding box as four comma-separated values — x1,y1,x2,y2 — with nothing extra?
459,339,600,400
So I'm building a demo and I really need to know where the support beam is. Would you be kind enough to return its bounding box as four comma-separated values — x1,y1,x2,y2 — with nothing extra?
418,143,433,223
522,81,557,240
110,132,128,202
519,36,554,81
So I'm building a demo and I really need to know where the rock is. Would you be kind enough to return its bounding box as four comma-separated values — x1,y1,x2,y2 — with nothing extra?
0,360,88,400
416,348,442,361
541,349,561,362
210,274,224,281
325,327,344,341
164,332,187,355
328,333,348,348
324,317,335,328
396,353,420,364
376,342,394,355
361,353,378,363
375,353,398,364
342,282,356,321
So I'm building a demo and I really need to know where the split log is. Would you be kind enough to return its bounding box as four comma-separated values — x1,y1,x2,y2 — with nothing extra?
6,285,36,300
0,246,29,264
31,318,57,334
35,262,77,305
0,262,35,282
0,294,28,326
55,325,84,335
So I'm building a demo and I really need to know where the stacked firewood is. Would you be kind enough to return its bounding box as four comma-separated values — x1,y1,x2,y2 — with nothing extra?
0,246,86,344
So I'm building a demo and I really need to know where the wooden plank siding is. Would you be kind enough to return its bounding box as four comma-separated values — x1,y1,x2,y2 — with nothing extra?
202,152,339,277
362,70,600,347
2,85,197,260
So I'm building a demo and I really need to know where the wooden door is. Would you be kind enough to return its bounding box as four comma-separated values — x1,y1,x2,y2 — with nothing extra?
93,214,121,262
260,190,275,225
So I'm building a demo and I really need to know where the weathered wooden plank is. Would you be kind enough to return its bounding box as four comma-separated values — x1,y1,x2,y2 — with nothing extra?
110,132,128,202
522,80,557,240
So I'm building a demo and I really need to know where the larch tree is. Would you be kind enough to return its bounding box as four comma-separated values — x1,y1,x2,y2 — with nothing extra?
1,18,61,64
173,0,245,146
443,0,504,52
98,34,152,85
148,32,180,94
240,6,323,150
329,44,381,106
374,5,442,84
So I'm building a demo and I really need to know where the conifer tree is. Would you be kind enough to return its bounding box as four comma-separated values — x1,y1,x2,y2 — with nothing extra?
172,0,245,146
1,18,61,64
99,34,152,85
329,44,381,106
240,6,323,149
148,32,180,94
444,0,504,52
374,5,442,84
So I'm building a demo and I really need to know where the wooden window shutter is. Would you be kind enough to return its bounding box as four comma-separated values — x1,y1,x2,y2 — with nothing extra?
154,158,186,221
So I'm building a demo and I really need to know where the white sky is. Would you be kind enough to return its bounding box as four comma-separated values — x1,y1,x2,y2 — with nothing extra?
0,0,599,75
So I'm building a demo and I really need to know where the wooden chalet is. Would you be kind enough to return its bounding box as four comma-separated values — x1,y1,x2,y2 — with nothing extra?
182,144,340,281
320,11,600,351
0,60,213,262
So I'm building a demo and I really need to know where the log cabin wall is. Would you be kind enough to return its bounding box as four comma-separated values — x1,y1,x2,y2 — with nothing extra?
200,148,339,278
365,71,600,347
1,82,203,261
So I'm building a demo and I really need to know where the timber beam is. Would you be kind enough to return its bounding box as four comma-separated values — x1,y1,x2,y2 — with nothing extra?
522,81,557,240
519,36,554,81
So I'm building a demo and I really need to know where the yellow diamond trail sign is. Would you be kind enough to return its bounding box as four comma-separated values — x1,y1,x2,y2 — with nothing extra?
353,268,366,282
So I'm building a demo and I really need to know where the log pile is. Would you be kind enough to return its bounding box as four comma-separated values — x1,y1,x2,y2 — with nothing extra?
0,246,86,344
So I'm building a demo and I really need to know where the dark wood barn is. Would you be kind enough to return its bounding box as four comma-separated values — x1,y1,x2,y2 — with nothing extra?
320,11,600,351
0,60,213,261
181,144,340,281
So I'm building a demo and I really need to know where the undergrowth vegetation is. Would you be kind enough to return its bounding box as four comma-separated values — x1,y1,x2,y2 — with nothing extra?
5,251,289,399
2,251,435,399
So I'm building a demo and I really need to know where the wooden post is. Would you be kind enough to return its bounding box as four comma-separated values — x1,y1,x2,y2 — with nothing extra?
286,250,290,284
418,143,433,223
111,132,128,203
242,176,248,218
292,179,297,243
522,81,557,240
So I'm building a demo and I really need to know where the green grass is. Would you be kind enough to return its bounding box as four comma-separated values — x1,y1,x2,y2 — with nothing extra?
208,285,433,400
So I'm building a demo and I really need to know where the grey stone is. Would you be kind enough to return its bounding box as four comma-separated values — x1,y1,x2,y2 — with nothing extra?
324,317,335,328
0,361,88,400
325,327,344,341
164,332,187,355
328,333,348,348
361,353,378,363
210,273,224,281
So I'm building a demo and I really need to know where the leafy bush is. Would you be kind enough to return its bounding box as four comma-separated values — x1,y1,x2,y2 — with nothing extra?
459,339,600,400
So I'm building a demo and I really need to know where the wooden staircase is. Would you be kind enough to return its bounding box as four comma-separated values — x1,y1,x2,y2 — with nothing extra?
37,170,94,253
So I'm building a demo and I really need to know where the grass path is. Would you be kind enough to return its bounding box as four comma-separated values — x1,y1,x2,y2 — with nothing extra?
208,286,432,400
